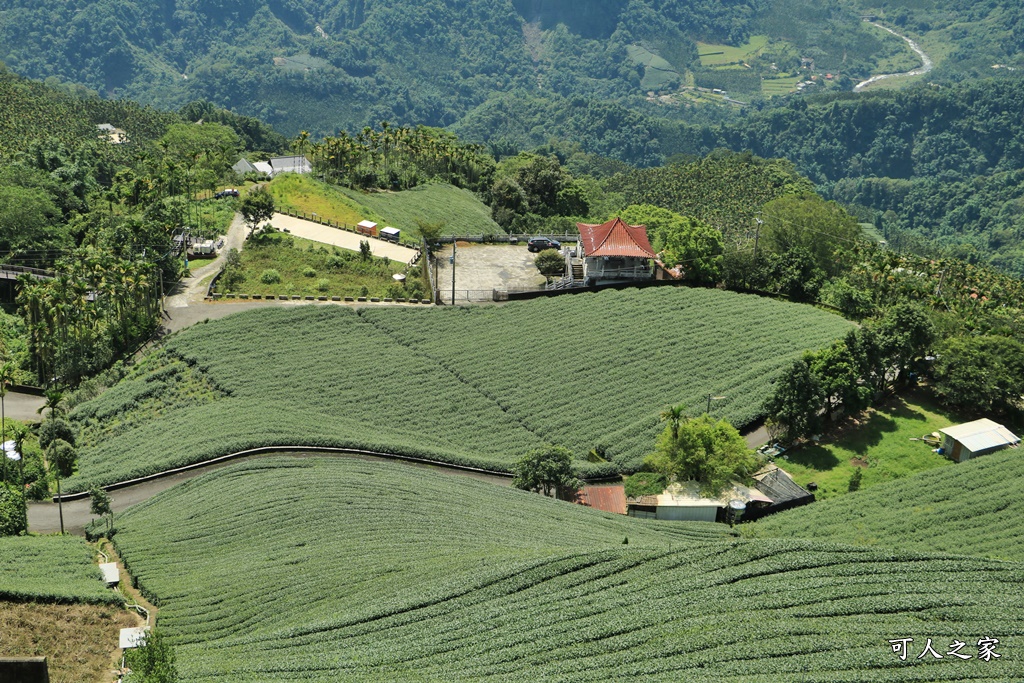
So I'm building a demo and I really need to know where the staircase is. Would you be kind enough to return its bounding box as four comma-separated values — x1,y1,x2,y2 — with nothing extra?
571,262,584,281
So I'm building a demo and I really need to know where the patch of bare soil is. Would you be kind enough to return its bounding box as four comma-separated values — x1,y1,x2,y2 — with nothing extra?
0,600,141,683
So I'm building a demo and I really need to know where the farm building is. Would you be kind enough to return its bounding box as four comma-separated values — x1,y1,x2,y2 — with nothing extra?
938,419,1020,463
233,156,311,178
576,217,656,285
269,155,313,176
745,464,815,520
96,123,127,144
232,158,257,175
627,480,772,523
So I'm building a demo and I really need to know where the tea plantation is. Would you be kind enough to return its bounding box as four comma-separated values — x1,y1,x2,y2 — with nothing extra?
0,536,120,605
743,449,1024,562
109,458,1024,682
67,287,852,491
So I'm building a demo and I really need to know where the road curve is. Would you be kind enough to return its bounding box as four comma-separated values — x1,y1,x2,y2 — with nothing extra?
29,448,513,536
855,22,933,91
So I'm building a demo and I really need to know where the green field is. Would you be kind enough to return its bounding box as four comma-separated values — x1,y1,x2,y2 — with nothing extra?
66,288,852,490
0,536,120,605
761,76,800,95
108,457,1024,681
776,393,957,499
267,174,377,227
339,183,500,236
744,447,1024,562
213,233,427,299
696,35,770,66
626,44,680,90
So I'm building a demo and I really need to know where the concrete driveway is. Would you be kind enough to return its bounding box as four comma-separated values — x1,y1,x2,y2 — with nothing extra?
435,243,546,303
269,214,419,263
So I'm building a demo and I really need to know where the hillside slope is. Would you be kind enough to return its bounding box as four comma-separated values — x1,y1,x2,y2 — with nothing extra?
743,448,1024,562
110,457,1024,681
66,288,853,490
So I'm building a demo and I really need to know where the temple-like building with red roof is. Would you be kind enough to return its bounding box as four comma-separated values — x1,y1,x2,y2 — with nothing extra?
575,217,656,285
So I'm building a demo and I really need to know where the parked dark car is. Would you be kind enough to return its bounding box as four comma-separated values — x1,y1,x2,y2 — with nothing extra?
214,188,240,199
527,237,561,252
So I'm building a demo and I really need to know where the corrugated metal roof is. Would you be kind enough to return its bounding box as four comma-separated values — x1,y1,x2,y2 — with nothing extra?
577,218,656,259
582,486,627,515
940,419,1020,452
752,464,813,505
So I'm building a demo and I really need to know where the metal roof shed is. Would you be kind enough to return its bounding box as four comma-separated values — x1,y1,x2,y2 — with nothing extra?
939,419,1020,463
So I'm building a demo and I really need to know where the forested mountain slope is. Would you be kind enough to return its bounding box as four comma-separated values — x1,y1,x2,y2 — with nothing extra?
0,0,953,139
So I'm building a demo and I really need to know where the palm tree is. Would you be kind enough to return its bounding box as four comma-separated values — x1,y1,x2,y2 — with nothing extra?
660,404,686,441
37,388,65,421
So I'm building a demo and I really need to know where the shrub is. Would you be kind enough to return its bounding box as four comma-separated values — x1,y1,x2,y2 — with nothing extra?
316,279,330,293
260,269,281,285
0,483,26,536
624,472,667,498
848,467,863,492
302,266,317,278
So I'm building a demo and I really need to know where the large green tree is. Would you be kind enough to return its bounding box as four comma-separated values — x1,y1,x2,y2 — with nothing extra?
512,445,581,499
760,194,861,275
621,204,723,283
932,335,1024,418
645,414,757,496
763,355,826,443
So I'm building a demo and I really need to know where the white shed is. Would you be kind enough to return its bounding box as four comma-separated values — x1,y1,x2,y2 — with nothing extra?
939,419,1020,463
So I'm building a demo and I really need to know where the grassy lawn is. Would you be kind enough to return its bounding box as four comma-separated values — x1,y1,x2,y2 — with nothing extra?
697,35,770,66
777,390,959,500
339,183,500,237
266,174,378,227
216,232,429,299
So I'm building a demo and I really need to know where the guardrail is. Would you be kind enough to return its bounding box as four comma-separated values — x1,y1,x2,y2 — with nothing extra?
436,233,581,244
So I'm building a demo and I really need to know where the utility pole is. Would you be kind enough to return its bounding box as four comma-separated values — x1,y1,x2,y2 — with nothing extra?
753,214,763,262
706,393,725,415
450,240,456,305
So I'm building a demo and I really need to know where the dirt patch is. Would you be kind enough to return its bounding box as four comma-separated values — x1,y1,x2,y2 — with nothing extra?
850,457,870,469
0,600,141,683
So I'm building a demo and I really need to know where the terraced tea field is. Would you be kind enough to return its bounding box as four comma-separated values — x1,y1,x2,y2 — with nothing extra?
744,448,1024,562
0,535,119,605
66,287,852,490
110,458,1024,682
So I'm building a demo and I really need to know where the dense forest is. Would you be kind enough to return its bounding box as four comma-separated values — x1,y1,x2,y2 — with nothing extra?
0,0,990,138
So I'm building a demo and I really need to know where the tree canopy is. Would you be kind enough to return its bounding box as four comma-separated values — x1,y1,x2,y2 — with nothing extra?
512,446,581,498
644,414,757,497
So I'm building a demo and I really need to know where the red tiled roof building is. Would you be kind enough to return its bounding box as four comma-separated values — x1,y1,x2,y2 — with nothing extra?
575,217,656,285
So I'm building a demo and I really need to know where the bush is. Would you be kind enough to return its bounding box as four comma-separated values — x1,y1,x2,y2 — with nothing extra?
260,269,281,285
624,472,667,498
302,266,317,278
848,467,863,492
0,484,26,536
39,418,75,449
316,279,330,293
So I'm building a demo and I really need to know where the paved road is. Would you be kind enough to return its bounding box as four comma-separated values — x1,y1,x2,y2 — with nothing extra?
3,391,45,421
164,213,247,310
269,213,419,263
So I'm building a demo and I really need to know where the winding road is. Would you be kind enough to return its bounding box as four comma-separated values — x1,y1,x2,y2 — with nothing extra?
854,22,933,91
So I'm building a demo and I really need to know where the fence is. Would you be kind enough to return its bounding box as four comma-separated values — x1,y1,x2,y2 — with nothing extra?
439,289,500,304
436,232,581,244
274,209,422,251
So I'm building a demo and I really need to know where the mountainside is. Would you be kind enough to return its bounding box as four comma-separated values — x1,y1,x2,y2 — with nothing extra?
65,290,852,491
744,448,1024,562
109,457,1024,681
0,0,965,140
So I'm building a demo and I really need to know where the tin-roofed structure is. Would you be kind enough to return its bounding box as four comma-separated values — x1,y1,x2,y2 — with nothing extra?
747,464,815,520
939,419,1020,463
